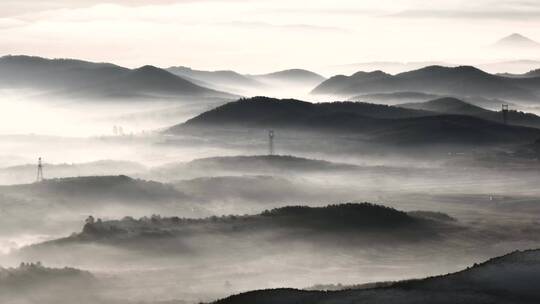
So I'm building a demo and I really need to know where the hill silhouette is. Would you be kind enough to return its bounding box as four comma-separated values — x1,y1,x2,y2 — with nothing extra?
149,155,362,180
0,263,101,304
499,69,540,79
173,97,429,128
213,249,540,304
173,175,347,206
0,263,94,289
184,155,360,172
399,98,540,129
351,92,510,110
0,175,189,206
251,69,326,86
167,66,264,91
0,160,146,185
350,92,440,104
312,65,540,101
399,98,491,116
0,175,206,241
37,203,446,247
494,33,540,49
0,55,235,99
170,97,540,145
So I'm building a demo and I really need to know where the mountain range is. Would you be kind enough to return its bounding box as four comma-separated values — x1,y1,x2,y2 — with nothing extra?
312,66,540,102
0,55,331,100
167,66,326,95
0,55,235,100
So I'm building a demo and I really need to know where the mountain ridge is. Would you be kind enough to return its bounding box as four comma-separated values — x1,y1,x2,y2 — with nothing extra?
312,65,540,101
169,97,540,145
0,55,236,99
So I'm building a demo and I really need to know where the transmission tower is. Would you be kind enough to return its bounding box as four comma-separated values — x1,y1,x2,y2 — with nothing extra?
36,157,44,182
268,130,275,156
502,104,509,125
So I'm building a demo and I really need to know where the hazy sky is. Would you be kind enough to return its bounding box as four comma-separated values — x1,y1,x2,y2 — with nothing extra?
1,0,540,73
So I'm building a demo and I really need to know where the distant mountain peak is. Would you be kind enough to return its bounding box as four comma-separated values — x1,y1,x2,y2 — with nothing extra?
252,69,326,83
133,65,165,73
494,33,540,48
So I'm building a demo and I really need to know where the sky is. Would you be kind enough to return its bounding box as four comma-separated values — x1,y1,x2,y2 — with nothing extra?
1,0,540,73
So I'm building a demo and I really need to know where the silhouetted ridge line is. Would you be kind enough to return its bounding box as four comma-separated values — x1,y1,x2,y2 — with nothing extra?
0,55,236,99
168,97,540,145
312,65,540,101
212,249,540,304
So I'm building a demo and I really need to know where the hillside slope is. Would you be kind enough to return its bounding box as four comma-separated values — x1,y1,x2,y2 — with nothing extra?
169,97,540,145
213,249,540,304
399,98,540,128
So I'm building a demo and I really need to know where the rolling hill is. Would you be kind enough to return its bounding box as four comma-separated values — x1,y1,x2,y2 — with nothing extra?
312,65,540,102
398,98,540,129
251,69,326,87
173,175,346,206
0,263,99,304
167,66,264,92
172,96,430,129
0,160,147,185
0,55,235,99
350,92,512,110
183,155,360,172
0,175,188,206
0,175,204,237
31,203,450,249
498,69,540,79
149,155,362,180
350,92,441,104
399,97,491,116
169,97,540,145
213,249,540,304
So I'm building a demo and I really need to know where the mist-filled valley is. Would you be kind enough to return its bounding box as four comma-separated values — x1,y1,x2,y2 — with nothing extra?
2,30,540,303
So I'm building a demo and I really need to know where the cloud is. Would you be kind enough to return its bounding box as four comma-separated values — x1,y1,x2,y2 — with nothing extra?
0,0,245,17
390,9,540,20
0,18,27,30
222,21,351,33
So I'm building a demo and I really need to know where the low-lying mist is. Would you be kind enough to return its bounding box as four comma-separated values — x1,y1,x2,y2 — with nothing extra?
1,89,540,304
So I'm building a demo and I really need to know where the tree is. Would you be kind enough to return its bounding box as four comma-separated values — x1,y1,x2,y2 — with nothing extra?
85,215,95,225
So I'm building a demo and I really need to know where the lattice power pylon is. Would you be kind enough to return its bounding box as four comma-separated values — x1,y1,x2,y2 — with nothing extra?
502,104,509,125
36,157,44,182
268,130,275,156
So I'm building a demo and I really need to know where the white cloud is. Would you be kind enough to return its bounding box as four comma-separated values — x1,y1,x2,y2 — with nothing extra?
1,0,540,72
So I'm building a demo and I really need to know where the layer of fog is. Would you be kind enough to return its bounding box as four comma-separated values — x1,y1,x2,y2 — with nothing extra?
0,88,230,137
2,88,540,303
